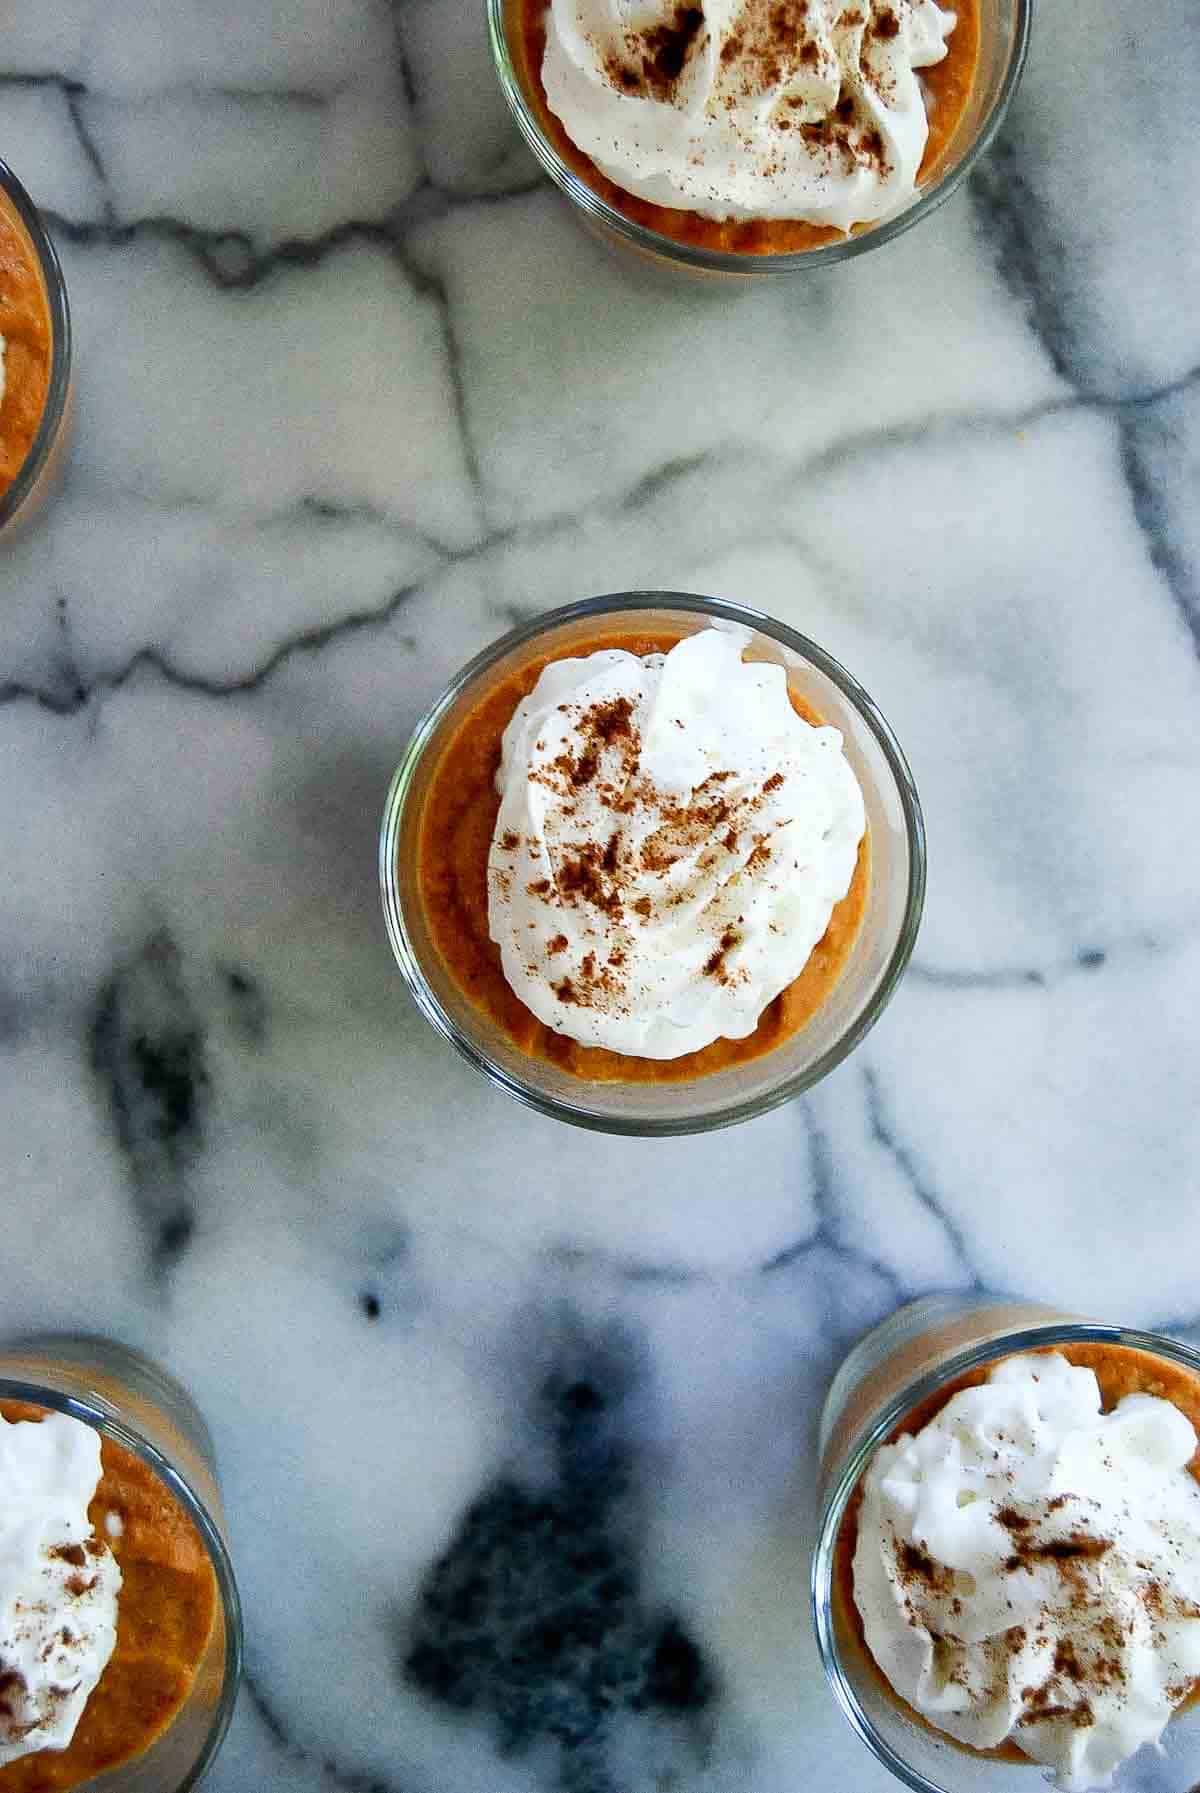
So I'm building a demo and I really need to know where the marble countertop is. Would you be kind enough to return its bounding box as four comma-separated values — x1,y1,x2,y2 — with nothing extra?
1,2,1198,1789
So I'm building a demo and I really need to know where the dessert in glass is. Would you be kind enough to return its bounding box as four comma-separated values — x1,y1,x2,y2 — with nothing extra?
380,591,924,1134
487,0,1030,275
813,1293,1200,1792
0,1335,241,1791
0,156,71,541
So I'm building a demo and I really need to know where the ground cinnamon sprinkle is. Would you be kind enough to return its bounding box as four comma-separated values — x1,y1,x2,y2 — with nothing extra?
638,4,706,94
703,928,740,982
714,0,814,91
558,842,624,918
520,663,843,1025
525,678,805,1018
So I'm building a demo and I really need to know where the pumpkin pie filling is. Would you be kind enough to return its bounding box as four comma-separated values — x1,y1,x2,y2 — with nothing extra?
834,1344,1200,1785
0,188,52,502
506,0,981,255
0,1401,218,1793
417,626,869,1082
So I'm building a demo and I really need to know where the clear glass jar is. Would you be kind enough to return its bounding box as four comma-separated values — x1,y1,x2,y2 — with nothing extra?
486,0,1031,278
0,155,72,541
0,1333,242,1791
379,591,924,1135
812,1294,1200,1793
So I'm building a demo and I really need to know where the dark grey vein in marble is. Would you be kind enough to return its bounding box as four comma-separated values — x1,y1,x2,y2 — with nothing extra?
860,1068,979,1287
970,144,1077,390
64,91,116,223
760,1103,901,1297
0,385,1155,714
243,1671,408,1793
404,1339,715,1793
909,944,1113,991
221,965,268,1047
89,929,207,1269
910,929,1195,995
1118,385,1200,656
970,0,1200,403
548,1244,705,1287
0,576,423,714
24,139,537,289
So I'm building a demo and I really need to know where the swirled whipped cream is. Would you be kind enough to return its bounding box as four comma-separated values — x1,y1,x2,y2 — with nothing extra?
541,0,957,229
0,1409,121,1766
487,624,865,1057
853,1352,1200,1791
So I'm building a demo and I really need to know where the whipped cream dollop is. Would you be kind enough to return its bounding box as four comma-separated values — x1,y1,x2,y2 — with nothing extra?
541,0,957,230
0,1410,121,1767
487,624,865,1058
854,1352,1200,1791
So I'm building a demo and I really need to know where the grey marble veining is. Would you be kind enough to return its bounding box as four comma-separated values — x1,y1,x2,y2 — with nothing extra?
0,2,1198,1790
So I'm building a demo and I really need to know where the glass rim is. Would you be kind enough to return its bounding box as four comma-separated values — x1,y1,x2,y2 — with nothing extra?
486,0,1033,275
379,589,926,1137
0,154,71,533
0,1375,243,1793
810,1318,1200,1793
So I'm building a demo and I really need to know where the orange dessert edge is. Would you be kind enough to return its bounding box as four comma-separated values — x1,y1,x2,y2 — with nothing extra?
0,189,52,501
0,1401,219,1793
505,0,982,256
416,627,870,1083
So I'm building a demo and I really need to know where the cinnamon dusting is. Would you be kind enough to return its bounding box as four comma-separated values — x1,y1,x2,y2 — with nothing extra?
637,4,706,94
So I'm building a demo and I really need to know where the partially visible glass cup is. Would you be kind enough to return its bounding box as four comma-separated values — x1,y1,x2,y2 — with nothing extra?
0,154,72,541
0,1333,242,1791
811,1293,1200,1793
486,0,1031,279
379,590,924,1135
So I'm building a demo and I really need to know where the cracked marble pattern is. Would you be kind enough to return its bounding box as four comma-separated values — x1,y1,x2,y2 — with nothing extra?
0,1,1198,1790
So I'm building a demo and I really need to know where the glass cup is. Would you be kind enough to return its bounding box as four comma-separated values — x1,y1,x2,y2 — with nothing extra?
0,1333,242,1791
0,154,72,541
486,0,1031,278
379,590,925,1135
812,1293,1200,1792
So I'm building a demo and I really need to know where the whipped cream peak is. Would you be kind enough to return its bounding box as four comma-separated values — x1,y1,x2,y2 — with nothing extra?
854,1352,1200,1791
541,0,957,229
0,1409,121,1767
487,624,865,1058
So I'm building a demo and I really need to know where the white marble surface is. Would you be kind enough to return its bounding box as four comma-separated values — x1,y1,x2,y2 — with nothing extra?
1,2,1199,1789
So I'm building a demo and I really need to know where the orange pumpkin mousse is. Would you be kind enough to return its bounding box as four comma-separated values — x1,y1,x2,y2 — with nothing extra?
0,1401,218,1792
0,187,52,501
835,1343,1200,1784
505,0,981,255
418,625,869,1083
